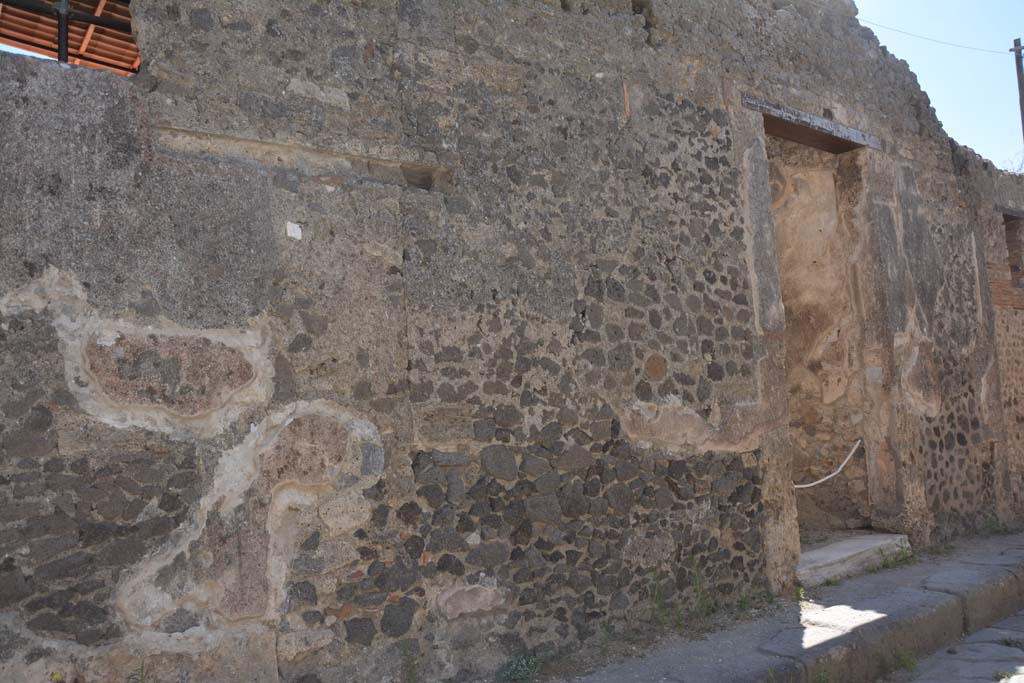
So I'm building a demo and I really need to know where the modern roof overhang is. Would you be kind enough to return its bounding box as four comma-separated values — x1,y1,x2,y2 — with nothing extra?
0,0,139,76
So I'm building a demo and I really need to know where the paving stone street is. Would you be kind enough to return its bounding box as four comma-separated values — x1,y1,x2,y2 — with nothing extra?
885,610,1024,683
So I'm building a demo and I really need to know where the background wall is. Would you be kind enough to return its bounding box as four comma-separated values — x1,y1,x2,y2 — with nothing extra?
2,1,1024,682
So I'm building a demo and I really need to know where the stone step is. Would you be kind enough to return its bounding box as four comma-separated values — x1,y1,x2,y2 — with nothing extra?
797,532,911,587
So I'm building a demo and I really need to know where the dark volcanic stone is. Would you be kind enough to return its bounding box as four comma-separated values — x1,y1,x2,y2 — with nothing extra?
473,419,497,441
0,560,30,608
397,501,423,526
466,542,509,568
431,450,470,467
345,617,376,646
371,504,390,528
494,405,523,429
381,597,417,638
287,581,317,607
525,494,562,524
417,485,445,509
301,610,324,626
0,623,26,662
480,445,518,481
33,553,91,581
373,561,418,592
437,553,465,576
555,445,594,471
404,535,425,561
287,333,314,353
161,607,200,633
300,531,321,552
606,482,634,512
272,354,298,403
520,454,552,477
188,8,213,29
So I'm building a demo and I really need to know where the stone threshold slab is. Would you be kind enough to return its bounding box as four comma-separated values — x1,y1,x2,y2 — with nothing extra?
569,533,1024,683
797,532,910,587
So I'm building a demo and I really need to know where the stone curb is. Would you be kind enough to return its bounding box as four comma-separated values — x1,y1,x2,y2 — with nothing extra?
570,534,1024,683
750,536,1024,683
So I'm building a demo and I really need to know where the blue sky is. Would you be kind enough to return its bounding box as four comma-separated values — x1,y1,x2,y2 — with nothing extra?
856,0,1024,170
0,44,48,59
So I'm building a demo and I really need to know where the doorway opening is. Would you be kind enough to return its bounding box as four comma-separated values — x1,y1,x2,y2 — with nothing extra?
752,100,881,562
747,98,908,583
767,136,870,544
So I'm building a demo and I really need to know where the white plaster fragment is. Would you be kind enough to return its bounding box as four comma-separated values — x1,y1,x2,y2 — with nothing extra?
285,78,351,110
0,266,88,317
115,400,383,633
0,268,274,440
436,582,507,620
277,628,334,662
0,613,278,683
95,331,121,346
286,221,303,240
63,319,273,439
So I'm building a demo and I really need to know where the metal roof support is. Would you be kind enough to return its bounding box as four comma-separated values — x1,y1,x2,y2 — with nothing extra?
56,0,67,63
0,0,132,33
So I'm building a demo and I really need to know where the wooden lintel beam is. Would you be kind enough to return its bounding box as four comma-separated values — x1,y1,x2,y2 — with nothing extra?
742,94,883,153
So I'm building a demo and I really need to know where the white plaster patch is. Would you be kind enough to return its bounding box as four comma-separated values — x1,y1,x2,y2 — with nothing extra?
286,221,303,240
0,268,274,439
0,613,278,683
66,319,273,439
115,400,383,632
621,394,784,453
0,266,89,317
277,628,334,662
285,78,351,110
436,581,507,620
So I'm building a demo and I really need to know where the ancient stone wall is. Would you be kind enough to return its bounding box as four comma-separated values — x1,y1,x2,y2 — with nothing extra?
2,1,1024,682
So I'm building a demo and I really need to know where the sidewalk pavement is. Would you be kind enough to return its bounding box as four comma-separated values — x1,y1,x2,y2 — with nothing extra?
886,609,1024,683
565,533,1024,683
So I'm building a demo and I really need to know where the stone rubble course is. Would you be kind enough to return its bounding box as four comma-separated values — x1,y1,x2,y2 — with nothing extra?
1,0,1024,681
570,533,1024,682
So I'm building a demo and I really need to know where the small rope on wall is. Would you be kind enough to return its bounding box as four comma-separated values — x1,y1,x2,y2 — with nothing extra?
793,438,863,489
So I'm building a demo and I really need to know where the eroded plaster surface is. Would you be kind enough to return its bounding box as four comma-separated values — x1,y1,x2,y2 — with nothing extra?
117,400,383,632
1,268,273,439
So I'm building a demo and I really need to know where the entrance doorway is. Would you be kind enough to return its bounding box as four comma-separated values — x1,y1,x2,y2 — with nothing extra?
765,135,871,544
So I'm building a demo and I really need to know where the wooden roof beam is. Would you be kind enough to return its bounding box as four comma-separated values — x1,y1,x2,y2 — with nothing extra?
71,0,104,66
